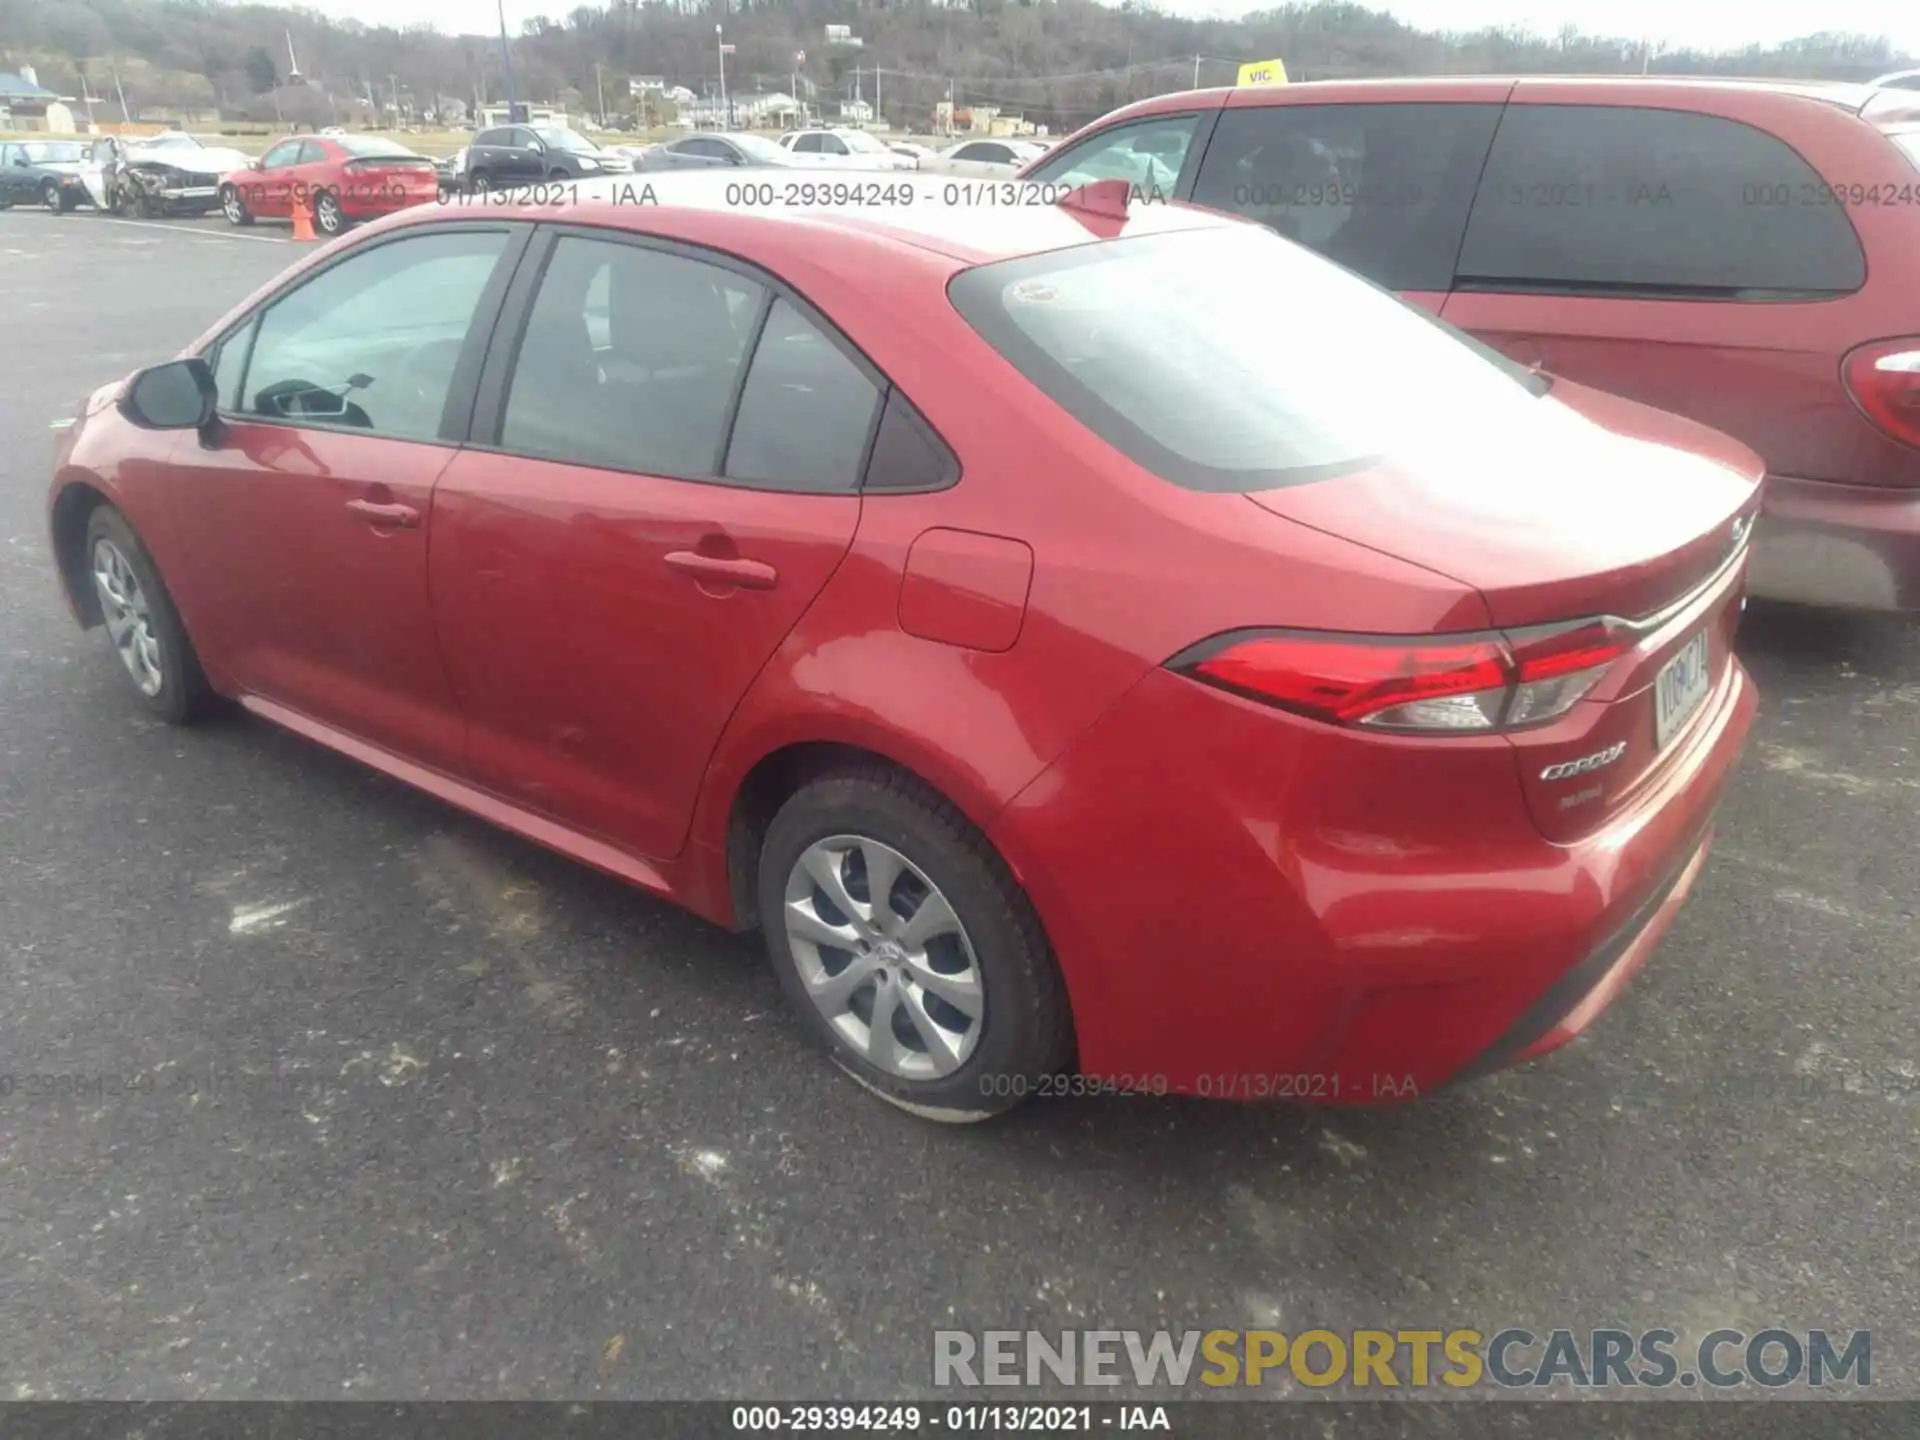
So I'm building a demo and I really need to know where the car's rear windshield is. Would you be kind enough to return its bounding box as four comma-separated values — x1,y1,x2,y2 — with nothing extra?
948,225,1555,493
337,137,419,159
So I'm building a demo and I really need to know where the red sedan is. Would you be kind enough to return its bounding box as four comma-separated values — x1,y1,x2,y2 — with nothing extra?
219,134,439,237
46,176,1759,1119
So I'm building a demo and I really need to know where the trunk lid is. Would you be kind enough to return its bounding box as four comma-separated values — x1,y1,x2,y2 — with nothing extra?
1243,376,1764,628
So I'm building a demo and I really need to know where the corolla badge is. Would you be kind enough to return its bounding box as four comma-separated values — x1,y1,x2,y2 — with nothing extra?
1541,741,1628,782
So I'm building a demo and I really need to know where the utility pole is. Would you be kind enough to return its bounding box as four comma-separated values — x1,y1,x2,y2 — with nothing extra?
716,24,729,128
1192,54,1200,88
595,62,607,125
497,0,519,123
109,57,132,123
875,66,881,128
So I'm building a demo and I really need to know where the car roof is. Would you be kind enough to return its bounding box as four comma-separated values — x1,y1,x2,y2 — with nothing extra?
1094,73,1896,126
385,169,1236,267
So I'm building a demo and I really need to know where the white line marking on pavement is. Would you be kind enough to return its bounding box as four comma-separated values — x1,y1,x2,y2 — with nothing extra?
5,213,293,244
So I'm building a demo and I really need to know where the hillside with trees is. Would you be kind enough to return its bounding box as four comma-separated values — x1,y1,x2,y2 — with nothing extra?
1,0,1911,133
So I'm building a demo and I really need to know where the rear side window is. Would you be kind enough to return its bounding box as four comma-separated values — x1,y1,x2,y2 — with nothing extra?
1025,114,1200,194
475,130,507,148
723,299,882,493
501,236,764,477
1190,103,1503,292
1456,106,1866,297
950,226,1559,493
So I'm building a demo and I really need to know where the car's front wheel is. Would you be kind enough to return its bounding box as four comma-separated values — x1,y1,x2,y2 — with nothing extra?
41,179,73,213
84,506,215,725
758,766,1074,1121
219,184,253,226
313,188,345,236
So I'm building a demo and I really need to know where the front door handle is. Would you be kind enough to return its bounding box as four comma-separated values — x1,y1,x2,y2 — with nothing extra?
664,550,778,590
346,498,420,529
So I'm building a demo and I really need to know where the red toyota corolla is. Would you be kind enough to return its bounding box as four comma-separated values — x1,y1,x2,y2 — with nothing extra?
219,134,439,237
47,175,1760,1120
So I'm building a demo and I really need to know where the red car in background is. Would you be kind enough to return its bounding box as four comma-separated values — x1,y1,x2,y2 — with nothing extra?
1023,77,1920,612
220,134,439,237
48,178,1758,1120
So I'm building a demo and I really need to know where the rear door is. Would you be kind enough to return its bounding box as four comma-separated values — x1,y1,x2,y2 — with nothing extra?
1440,89,1878,488
1185,91,1508,314
429,228,879,859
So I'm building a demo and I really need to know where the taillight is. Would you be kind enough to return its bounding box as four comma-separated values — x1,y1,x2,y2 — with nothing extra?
1173,620,1633,734
1842,339,1920,449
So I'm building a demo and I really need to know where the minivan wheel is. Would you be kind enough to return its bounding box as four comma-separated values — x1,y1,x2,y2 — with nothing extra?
84,506,215,725
757,766,1073,1121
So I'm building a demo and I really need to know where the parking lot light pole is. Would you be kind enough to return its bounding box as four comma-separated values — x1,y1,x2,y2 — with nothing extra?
498,0,519,124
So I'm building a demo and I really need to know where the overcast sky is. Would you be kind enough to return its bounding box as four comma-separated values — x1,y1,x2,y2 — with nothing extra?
318,0,1920,57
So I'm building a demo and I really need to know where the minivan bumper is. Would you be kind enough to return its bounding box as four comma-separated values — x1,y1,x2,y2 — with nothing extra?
1747,475,1920,612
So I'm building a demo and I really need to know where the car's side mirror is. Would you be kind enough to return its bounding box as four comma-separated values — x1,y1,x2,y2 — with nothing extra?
120,358,218,431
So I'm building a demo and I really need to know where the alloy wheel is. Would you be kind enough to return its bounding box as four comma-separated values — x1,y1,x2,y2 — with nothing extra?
315,192,342,234
91,538,164,697
783,835,985,1080
221,187,244,224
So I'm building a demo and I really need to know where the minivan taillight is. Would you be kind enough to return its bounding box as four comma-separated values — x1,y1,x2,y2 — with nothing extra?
1842,340,1920,450
1172,620,1633,734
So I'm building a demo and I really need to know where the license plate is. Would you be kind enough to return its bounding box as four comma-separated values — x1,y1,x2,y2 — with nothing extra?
1654,629,1711,750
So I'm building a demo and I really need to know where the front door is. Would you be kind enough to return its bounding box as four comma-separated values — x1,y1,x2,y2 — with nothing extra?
247,137,307,218
430,229,878,858
165,225,524,772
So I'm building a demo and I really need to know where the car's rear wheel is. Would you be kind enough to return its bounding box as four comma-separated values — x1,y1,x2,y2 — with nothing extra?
757,766,1073,1121
313,188,345,236
219,184,253,226
84,507,215,725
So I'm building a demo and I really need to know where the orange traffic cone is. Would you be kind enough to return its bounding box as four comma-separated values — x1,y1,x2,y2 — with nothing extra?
291,201,316,242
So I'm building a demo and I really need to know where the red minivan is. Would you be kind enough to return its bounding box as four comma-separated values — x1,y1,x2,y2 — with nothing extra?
1022,77,1920,611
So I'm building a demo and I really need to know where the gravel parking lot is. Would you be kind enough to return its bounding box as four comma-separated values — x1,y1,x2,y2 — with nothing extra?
2,208,1917,1404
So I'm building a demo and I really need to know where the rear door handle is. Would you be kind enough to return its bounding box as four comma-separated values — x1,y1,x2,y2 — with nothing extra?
346,499,421,529
664,550,778,590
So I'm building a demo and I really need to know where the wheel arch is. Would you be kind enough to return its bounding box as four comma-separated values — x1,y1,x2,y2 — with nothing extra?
715,730,1019,936
49,480,114,627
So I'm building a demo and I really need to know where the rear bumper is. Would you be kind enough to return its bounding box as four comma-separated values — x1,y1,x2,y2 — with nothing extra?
989,651,1757,1102
1748,475,1920,612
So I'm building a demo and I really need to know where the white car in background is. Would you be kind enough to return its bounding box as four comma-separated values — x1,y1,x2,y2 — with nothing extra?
777,127,915,170
887,140,936,168
919,137,1049,177
76,130,254,216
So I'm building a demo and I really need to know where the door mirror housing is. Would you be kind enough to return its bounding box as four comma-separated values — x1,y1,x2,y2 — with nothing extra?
120,358,218,431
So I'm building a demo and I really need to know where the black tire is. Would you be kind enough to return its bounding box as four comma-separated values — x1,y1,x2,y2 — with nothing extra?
548,167,570,181
83,506,216,725
757,764,1074,1121
42,179,71,213
313,188,345,236
219,183,253,226
467,170,491,194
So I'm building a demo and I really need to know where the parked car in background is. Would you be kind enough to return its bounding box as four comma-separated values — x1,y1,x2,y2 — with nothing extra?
778,127,915,170
634,133,810,171
1025,77,1920,611
919,138,1049,176
0,139,89,211
435,148,468,197
462,124,633,189
1868,69,1920,91
77,132,253,217
221,135,440,236
48,174,1757,1120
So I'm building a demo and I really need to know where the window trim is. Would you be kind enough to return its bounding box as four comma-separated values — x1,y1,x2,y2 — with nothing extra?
1024,108,1221,200
1452,102,1868,303
467,221,904,496
197,221,535,448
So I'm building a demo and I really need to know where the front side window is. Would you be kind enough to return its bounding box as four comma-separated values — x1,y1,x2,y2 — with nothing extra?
236,230,509,439
476,129,508,147
260,140,302,169
1456,105,1866,297
1024,114,1201,194
500,236,764,477
950,225,1560,494
1190,102,1502,291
